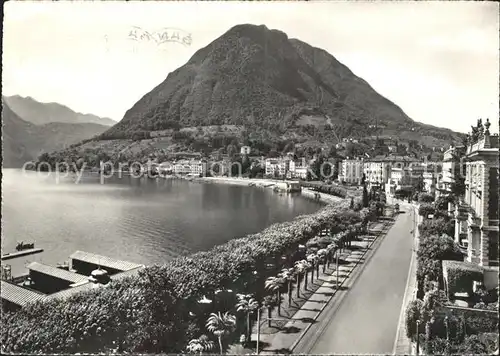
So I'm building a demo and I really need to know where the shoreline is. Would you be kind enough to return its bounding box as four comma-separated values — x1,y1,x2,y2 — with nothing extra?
190,176,344,205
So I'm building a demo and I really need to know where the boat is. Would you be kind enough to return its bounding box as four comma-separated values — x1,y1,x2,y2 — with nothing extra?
16,241,35,251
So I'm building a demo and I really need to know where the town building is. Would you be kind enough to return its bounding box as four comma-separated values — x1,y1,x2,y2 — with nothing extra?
436,146,466,198
173,159,207,176
453,119,498,280
265,157,292,178
288,159,309,180
339,158,364,184
364,155,420,190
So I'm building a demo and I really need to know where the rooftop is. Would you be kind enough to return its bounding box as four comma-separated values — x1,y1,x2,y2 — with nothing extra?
70,251,144,272
27,262,88,284
1,280,46,307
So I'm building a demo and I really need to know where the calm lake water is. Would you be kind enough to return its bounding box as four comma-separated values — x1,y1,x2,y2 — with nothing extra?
1,169,322,276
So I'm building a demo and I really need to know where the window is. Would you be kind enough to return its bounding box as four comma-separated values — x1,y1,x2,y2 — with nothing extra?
489,167,499,221
488,231,499,266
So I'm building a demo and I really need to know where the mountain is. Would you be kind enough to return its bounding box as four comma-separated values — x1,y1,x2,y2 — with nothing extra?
3,95,116,126
103,24,462,146
2,100,109,168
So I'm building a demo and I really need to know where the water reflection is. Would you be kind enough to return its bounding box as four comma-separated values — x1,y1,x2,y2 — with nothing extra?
2,170,322,276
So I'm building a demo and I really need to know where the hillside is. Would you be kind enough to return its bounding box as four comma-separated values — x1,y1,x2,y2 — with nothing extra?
2,100,109,168
4,95,116,126
103,24,462,146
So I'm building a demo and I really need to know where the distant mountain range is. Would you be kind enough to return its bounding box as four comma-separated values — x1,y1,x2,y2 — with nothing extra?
2,97,111,168
102,24,463,147
4,95,116,127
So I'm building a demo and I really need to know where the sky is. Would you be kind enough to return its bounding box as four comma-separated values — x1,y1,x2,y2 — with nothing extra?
3,1,499,134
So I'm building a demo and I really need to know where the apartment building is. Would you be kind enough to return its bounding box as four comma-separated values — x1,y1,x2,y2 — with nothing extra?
454,119,498,272
288,159,309,180
339,158,364,184
436,146,466,198
364,155,419,189
265,157,292,178
174,159,207,176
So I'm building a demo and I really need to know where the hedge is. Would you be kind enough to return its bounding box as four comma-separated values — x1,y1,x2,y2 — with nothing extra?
416,234,463,297
442,260,484,298
418,203,435,218
1,199,371,353
418,218,454,239
418,193,435,203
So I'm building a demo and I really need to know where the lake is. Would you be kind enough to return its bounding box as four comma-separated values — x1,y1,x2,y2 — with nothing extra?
1,169,322,276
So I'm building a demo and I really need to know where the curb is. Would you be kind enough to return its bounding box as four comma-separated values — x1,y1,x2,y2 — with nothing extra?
289,220,392,353
392,205,419,355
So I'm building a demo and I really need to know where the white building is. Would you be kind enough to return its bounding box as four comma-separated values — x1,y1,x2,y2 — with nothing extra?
436,146,466,198
288,160,309,180
265,158,291,178
339,158,364,184
174,159,207,176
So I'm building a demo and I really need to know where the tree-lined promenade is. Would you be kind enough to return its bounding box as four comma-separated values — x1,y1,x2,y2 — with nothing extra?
1,193,379,354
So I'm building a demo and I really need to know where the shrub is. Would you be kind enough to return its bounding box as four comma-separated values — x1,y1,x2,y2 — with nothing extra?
1,199,365,354
435,195,453,211
405,299,424,340
419,193,435,203
418,203,435,218
456,334,488,354
418,218,454,238
443,260,483,298
417,235,463,291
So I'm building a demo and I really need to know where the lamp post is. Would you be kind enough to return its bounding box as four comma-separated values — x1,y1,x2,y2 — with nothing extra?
336,250,339,288
416,320,420,355
256,307,261,355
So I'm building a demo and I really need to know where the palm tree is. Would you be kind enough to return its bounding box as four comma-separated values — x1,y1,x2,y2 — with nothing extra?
294,260,309,297
265,275,285,316
206,312,237,355
186,335,215,355
262,294,279,327
307,254,319,283
326,243,337,269
236,294,259,343
280,268,296,306
317,249,328,274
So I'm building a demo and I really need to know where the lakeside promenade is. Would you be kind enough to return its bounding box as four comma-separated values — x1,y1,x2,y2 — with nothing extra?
193,176,346,204
228,203,416,354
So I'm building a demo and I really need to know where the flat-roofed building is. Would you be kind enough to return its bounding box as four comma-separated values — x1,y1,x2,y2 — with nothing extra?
27,262,88,294
339,158,363,184
1,280,46,311
69,251,145,276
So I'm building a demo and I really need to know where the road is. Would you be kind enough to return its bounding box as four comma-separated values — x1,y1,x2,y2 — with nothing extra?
294,202,416,354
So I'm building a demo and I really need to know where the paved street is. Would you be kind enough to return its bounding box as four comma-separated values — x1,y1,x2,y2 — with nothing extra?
294,203,416,354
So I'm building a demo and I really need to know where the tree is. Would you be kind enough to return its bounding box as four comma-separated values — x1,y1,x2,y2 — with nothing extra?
306,253,319,283
206,312,236,355
294,260,310,297
227,144,238,160
265,276,285,316
235,294,258,343
419,193,435,204
419,204,435,218
413,176,425,192
261,294,279,327
279,268,295,306
362,184,369,208
186,335,215,355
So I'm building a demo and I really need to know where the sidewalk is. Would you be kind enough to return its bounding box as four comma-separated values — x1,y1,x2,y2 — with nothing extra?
229,220,390,354
393,204,421,355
